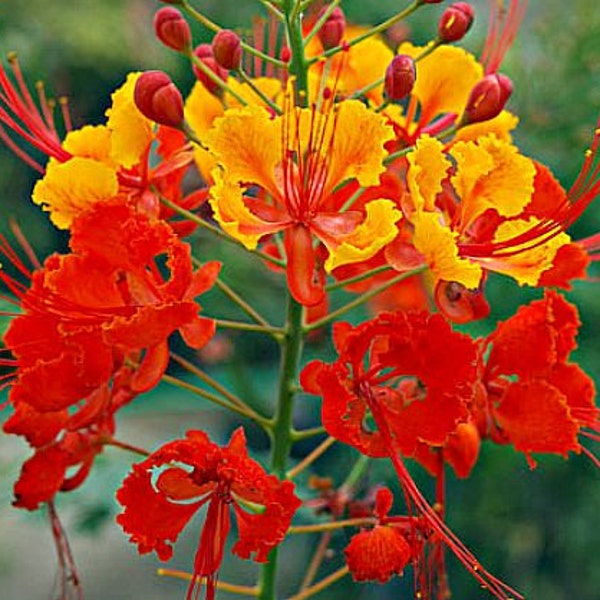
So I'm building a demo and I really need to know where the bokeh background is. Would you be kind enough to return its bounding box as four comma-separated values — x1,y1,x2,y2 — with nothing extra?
0,1,599,599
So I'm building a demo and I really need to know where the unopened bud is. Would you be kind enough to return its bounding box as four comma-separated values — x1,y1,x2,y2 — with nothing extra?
420,0,444,4
317,7,346,50
154,7,192,53
192,44,228,94
134,71,184,128
462,73,512,125
212,30,242,71
438,2,474,42
280,46,292,64
384,55,416,101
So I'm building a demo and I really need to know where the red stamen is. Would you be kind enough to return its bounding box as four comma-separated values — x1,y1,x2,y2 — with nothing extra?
364,385,524,600
0,54,71,166
481,0,528,74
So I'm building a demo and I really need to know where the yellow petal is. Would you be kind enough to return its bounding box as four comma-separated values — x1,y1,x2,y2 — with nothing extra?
208,170,275,249
484,218,570,286
327,100,395,190
406,135,451,213
412,211,482,289
453,110,519,144
62,125,113,163
185,81,225,183
451,136,535,224
225,76,283,108
105,72,153,169
399,43,483,124
325,200,401,271
204,105,281,194
32,157,119,229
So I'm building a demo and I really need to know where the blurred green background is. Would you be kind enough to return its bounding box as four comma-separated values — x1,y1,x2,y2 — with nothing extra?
0,1,599,599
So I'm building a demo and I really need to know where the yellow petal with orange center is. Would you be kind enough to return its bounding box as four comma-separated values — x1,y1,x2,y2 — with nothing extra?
413,211,482,289
399,43,483,124
185,81,225,183
327,100,394,190
208,171,275,249
63,125,113,164
204,105,281,195
453,110,519,144
406,136,451,214
105,72,153,169
325,199,401,271
451,136,535,224
485,218,570,286
32,157,119,229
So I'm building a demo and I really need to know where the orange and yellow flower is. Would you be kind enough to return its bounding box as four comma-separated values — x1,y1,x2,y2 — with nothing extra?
205,95,401,305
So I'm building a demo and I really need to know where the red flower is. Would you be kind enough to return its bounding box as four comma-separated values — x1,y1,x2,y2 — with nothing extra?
5,365,137,510
2,202,219,415
116,428,301,600
477,290,599,467
301,310,477,458
302,310,523,599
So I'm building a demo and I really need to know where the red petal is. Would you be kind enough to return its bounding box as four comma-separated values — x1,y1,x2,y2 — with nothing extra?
284,225,325,306
494,380,580,465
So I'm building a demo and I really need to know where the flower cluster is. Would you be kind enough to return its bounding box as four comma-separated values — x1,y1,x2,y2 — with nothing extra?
0,1,599,600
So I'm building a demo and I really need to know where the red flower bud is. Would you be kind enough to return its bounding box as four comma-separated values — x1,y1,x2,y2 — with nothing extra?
384,54,416,101
134,71,184,128
192,44,228,94
462,73,513,125
316,7,346,50
212,30,242,71
420,0,444,3
154,7,192,52
438,2,475,42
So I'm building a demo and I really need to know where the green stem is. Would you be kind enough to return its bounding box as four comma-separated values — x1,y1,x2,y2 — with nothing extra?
171,352,269,422
215,318,284,338
325,264,393,292
212,277,276,328
304,266,426,332
258,295,305,600
237,68,283,115
162,373,270,427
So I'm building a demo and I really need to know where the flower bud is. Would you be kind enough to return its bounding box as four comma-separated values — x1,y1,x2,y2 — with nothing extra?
192,44,228,94
420,0,444,4
134,71,184,128
438,2,475,42
212,30,242,71
462,73,513,125
384,55,416,101
316,7,346,50
154,7,192,53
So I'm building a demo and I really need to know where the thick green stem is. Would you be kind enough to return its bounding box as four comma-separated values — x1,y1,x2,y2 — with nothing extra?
259,295,305,600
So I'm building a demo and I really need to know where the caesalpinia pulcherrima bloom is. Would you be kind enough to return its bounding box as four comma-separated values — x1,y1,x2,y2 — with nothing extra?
0,1,599,599
117,428,301,600
205,92,401,305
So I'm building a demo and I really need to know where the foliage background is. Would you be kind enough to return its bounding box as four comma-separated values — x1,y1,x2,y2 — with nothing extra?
0,1,599,599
